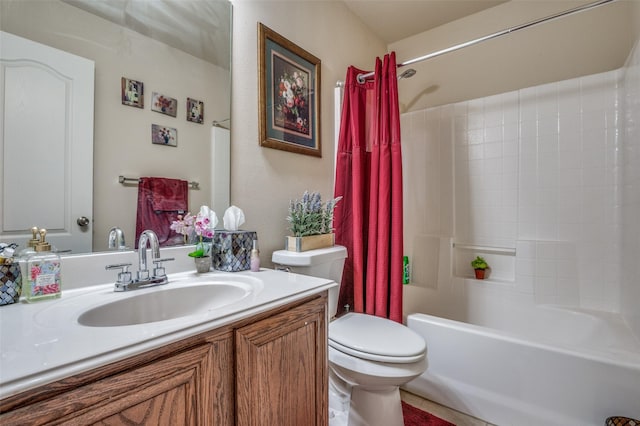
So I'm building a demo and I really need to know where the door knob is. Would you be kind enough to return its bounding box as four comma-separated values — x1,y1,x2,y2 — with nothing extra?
77,216,90,227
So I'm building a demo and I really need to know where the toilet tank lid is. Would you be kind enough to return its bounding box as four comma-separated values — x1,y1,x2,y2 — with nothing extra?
272,245,347,266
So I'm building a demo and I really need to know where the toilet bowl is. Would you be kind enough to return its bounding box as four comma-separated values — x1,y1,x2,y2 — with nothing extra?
272,246,428,426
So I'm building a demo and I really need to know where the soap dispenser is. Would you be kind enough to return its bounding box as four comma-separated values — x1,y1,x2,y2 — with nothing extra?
250,239,260,272
23,228,62,302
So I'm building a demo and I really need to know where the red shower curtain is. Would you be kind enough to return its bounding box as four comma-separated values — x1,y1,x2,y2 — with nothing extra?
334,52,404,323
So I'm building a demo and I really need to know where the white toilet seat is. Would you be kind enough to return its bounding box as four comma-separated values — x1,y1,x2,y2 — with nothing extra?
329,313,426,363
329,339,425,363
329,345,427,384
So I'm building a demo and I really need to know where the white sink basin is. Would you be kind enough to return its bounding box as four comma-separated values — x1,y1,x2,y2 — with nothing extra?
32,273,264,329
78,282,251,327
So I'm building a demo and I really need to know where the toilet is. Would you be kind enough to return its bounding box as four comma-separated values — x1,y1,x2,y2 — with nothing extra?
272,245,427,426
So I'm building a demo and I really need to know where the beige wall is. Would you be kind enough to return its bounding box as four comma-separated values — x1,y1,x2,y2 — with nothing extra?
1,0,230,251
634,0,640,35
230,1,386,265
391,0,639,111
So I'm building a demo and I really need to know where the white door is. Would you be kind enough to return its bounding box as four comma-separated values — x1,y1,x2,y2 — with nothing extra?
0,31,94,254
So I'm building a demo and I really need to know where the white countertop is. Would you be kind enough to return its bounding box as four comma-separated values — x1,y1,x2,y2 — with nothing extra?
0,267,335,399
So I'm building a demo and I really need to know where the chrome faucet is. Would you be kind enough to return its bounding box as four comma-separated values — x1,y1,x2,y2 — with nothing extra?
137,229,160,281
107,227,127,250
105,229,174,292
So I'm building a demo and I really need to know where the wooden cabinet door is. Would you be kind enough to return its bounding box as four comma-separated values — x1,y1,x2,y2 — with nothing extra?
235,295,328,426
0,333,234,426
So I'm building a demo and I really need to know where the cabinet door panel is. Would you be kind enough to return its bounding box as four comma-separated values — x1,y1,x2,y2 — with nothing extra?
0,336,234,426
236,296,328,426
84,374,194,426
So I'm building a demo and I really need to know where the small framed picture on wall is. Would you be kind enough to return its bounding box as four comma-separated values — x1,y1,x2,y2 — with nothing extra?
121,77,144,108
151,92,178,117
151,124,177,147
186,98,204,124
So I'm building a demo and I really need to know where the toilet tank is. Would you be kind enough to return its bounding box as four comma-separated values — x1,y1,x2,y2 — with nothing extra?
272,245,347,318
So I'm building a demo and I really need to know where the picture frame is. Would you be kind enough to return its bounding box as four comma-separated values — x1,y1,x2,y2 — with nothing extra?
186,97,204,124
151,124,177,147
121,77,144,108
151,92,178,117
258,23,321,157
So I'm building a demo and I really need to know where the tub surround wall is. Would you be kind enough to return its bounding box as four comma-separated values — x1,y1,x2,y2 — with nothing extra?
621,38,640,337
403,39,640,323
401,10,640,423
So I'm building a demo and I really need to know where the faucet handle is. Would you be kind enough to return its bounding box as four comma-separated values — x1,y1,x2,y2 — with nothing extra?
105,263,133,287
152,257,174,278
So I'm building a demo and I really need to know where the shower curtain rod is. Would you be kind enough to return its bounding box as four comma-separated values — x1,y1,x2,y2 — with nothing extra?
356,0,617,84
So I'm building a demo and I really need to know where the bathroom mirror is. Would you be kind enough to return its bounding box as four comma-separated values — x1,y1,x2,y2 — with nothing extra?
0,0,231,253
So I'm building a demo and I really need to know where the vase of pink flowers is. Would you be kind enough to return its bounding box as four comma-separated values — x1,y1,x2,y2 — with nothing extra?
170,206,217,273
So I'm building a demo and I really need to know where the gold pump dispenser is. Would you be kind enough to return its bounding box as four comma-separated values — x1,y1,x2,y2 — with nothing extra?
34,228,52,252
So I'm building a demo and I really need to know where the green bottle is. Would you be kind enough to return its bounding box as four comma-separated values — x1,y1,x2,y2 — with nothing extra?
403,256,410,284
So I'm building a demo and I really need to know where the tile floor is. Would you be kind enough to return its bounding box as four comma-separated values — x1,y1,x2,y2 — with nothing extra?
400,390,495,426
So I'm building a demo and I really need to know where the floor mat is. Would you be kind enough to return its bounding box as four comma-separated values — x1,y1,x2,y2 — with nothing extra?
402,401,456,426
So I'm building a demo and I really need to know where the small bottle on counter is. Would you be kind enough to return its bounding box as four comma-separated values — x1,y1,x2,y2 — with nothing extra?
250,239,260,272
23,229,62,303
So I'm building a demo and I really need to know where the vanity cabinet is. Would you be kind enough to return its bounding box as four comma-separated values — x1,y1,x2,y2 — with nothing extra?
0,293,327,426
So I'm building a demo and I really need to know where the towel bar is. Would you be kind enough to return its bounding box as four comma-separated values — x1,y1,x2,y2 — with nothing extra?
118,175,200,190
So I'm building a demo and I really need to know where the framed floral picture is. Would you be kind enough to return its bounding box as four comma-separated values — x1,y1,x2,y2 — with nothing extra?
258,23,321,157
121,77,144,108
151,124,177,147
151,92,177,117
187,97,204,124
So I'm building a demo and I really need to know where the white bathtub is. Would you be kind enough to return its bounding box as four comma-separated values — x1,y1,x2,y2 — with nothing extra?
404,301,640,425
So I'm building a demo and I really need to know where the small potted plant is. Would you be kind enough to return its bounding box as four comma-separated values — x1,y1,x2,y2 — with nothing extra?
286,191,342,252
471,256,489,280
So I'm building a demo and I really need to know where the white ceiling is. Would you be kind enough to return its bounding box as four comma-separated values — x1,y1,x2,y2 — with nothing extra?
342,0,509,44
62,0,231,68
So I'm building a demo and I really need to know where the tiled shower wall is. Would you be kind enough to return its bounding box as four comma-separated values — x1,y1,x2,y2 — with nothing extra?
402,40,639,318
621,40,640,333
